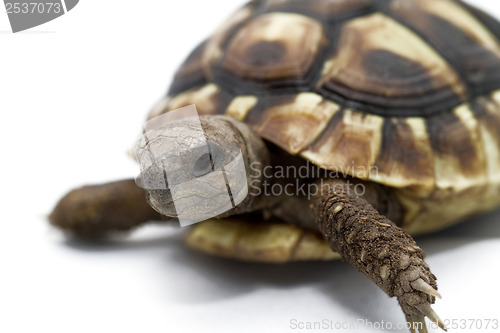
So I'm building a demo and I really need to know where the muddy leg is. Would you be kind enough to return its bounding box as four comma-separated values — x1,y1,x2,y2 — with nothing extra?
50,179,164,237
312,179,446,332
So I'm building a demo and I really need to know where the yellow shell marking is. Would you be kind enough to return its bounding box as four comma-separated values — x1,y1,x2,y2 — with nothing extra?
226,96,258,121
186,219,340,263
168,84,222,115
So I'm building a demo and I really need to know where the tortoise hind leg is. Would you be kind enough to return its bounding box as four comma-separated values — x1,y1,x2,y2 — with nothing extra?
50,179,163,237
311,179,446,332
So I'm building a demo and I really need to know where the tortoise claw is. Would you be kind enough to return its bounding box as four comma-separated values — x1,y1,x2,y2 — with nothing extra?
416,303,447,331
400,298,447,332
411,278,442,299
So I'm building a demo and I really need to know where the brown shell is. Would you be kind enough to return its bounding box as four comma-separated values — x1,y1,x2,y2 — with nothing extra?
149,0,500,233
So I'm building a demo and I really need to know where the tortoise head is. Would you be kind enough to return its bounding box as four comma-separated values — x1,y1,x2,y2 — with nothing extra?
134,106,264,226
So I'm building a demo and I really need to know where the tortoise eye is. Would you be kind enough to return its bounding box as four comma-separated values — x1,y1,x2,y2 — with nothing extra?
192,142,225,177
193,152,214,177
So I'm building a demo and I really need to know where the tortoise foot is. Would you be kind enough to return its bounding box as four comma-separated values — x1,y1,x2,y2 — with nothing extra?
395,254,447,332
50,179,163,236
313,179,447,333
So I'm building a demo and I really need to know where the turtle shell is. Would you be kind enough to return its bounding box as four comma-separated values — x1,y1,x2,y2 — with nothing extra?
186,218,341,262
149,0,500,233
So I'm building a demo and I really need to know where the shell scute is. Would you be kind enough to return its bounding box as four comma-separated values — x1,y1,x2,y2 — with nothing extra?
317,13,465,115
247,92,340,154
390,0,500,95
371,118,435,189
425,105,487,192
301,109,384,179
222,13,325,82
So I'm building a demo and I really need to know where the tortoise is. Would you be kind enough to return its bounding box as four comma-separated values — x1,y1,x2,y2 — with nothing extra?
49,0,500,331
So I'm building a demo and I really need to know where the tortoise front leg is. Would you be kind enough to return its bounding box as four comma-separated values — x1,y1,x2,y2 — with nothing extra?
311,179,446,332
50,179,163,236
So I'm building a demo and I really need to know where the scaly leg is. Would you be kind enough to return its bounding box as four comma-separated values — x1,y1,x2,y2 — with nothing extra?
50,179,163,236
311,179,446,332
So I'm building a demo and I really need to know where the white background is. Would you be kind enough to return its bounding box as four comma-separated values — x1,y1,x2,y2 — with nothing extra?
1,1,500,332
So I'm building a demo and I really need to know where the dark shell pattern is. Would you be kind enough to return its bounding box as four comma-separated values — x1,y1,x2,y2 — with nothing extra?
149,0,500,233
